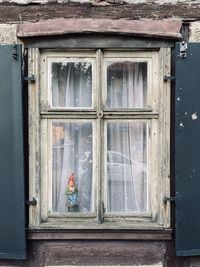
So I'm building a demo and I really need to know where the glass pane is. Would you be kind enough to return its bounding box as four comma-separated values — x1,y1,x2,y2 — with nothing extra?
51,61,92,108
52,121,93,213
107,121,148,213
106,61,147,109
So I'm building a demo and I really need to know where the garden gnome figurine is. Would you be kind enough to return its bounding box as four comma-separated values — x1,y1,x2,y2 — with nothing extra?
65,173,79,212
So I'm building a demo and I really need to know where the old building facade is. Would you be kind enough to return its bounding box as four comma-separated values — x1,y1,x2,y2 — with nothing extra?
0,1,200,266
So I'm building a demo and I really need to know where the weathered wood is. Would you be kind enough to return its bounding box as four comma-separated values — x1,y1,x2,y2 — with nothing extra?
23,35,174,49
44,241,166,266
28,48,41,227
17,18,181,39
0,2,199,23
27,229,173,240
1,239,200,266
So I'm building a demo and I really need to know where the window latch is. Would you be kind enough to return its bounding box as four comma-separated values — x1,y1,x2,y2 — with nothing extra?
97,111,104,119
163,196,176,204
24,75,36,83
164,75,176,81
27,197,37,206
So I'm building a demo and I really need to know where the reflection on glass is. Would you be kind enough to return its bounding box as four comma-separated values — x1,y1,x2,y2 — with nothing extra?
51,62,92,108
107,121,148,213
106,61,147,109
52,121,93,213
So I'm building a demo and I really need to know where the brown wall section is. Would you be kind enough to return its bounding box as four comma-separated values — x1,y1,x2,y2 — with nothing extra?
0,238,199,267
0,2,199,23
0,240,169,267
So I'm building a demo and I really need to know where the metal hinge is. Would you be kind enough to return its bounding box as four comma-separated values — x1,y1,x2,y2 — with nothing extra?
164,75,176,81
163,196,176,204
13,45,19,61
27,197,37,206
24,75,36,83
180,41,188,58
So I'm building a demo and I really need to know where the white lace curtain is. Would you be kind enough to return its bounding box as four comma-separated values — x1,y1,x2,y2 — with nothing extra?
106,62,147,212
51,60,147,213
52,62,93,213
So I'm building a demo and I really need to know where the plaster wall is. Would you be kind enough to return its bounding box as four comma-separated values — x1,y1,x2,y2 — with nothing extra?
0,24,17,44
190,22,200,42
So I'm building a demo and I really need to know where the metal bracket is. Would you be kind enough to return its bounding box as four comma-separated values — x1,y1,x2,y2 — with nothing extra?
24,75,36,83
163,196,176,204
164,75,176,81
180,41,188,58
27,197,37,206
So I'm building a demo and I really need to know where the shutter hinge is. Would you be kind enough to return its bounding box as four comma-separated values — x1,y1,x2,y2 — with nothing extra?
180,41,188,58
24,75,36,83
164,75,176,81
27,197,37,206
163,196,176,204
12,45,19,61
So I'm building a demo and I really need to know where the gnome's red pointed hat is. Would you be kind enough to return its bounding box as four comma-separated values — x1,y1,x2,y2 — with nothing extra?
68,173,75,186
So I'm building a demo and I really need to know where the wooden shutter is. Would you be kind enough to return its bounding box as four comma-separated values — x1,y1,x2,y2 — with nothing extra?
176,42,200,256
0,45,26,259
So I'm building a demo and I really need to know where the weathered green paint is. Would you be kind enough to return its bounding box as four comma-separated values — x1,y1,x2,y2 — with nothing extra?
0,45,26,259
175,42,200,256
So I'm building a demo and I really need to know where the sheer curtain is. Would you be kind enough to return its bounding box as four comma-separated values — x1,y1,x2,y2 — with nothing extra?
51,62,93,213
50,60,148,214
107,62,148,213
52,62,92,108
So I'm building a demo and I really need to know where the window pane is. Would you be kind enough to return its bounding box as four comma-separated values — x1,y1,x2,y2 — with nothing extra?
52,121,93,213
51,61,92,108
107,121,148,213
106,61,147,109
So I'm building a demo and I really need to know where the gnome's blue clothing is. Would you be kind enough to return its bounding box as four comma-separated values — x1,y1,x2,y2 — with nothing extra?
65,186,78,207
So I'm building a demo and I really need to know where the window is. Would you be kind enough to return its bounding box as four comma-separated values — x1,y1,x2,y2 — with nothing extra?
29,47,170,229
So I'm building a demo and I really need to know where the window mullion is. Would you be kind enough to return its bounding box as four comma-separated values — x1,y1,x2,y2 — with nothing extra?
96,49,104,223
96,117,103,223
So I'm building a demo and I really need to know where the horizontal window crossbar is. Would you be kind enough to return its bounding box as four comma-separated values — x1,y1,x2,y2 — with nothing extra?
41,112,159,119
41,114,159,119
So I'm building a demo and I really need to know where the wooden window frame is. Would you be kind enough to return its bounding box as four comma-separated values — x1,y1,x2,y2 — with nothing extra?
28,40,171,230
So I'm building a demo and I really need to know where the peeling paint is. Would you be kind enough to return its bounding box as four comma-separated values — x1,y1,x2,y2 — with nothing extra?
192,112,198,120
179,122,184,128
